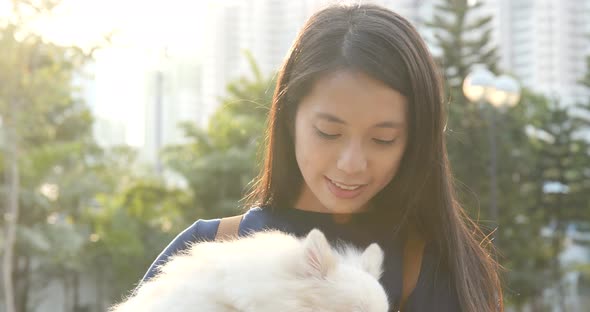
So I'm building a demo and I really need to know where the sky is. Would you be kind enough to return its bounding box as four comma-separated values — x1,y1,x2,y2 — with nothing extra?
1,0,207,50
1,0,207,146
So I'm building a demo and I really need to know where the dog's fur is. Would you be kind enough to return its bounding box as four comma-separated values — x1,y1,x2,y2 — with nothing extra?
110,229,389,312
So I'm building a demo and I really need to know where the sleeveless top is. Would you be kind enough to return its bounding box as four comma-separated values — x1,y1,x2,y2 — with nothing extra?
138,206,461,311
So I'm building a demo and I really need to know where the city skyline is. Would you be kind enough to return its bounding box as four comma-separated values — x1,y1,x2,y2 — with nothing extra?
3,0,589,160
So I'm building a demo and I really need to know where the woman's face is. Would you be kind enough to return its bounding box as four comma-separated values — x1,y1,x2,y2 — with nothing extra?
294,70,408,214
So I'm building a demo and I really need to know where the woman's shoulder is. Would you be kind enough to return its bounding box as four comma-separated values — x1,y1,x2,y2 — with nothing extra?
137,218,216,284
138,207,274,283
164,206,274,249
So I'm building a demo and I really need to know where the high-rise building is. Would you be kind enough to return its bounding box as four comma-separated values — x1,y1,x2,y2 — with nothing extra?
374,0,590,107
143,48,203,169
200,0,333,125
76,59,130,147
200,1,241,127
494,0,590,106
89,0,590,168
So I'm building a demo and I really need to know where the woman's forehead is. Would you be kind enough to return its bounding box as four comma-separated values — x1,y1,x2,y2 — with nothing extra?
299,70,408,124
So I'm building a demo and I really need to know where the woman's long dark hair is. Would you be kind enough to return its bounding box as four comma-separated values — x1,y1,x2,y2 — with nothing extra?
245,4,502,311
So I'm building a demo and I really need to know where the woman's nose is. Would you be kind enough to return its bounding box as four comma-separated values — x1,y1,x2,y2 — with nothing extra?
336,141,368,175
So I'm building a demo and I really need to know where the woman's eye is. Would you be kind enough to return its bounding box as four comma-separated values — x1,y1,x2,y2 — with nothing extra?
314,127,340,139
373,138,396,145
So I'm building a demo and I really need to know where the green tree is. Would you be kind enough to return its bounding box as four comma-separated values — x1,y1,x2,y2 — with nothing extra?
576,54,590,130
162,51,275,219
424,1,590,309
426,0,499,91
581,55,590,89
529,97,590,310
0,2,102,310
86,173,192,307
426,0,503,221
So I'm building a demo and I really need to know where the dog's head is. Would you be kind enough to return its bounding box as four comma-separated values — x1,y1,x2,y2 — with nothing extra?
296,229,389,312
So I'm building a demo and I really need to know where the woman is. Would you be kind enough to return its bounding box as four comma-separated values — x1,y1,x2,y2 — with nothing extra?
139,3,502,311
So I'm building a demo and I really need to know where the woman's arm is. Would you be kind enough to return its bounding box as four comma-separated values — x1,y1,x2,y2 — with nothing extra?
134,219,221,290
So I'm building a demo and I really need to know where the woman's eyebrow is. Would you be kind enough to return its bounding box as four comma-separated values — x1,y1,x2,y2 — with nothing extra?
316,112,346,124
373,121,404,129
315,112,404,128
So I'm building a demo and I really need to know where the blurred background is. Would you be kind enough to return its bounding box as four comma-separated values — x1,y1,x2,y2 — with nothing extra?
0,0,589,311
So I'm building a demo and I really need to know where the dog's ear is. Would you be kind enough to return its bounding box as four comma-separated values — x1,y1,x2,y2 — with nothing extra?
361,243,384,279
302,229,336,278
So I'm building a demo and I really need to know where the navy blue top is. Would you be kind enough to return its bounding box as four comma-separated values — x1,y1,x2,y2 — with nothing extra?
138,206,461,311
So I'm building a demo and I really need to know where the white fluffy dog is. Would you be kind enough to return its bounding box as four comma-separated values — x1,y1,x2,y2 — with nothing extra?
109,229,389,312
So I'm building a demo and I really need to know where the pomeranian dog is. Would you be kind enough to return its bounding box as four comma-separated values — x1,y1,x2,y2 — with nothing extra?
109,229,389,312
